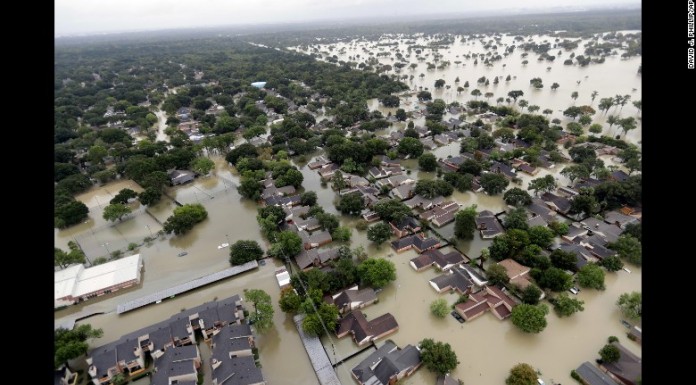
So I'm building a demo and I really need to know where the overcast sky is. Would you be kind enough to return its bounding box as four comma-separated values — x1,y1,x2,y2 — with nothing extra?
55,0,640,36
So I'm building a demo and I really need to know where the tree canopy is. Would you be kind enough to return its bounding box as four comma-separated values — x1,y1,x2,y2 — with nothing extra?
511,304,549,333
163,203,208,235
357,258,396,288
419,338,459,375
245,289,274,333
506,363,538,385
55,324,104,368
229,240,264,266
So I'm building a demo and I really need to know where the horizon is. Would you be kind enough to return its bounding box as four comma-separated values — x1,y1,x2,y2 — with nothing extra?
55,0,640,38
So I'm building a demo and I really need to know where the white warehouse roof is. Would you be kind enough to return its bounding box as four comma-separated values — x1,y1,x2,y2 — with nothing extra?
55,254,143,306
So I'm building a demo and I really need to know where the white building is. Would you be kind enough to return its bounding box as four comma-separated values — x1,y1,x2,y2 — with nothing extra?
55,254,143,308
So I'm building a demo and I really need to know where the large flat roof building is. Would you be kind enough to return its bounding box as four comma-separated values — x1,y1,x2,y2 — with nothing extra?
55,254,143,308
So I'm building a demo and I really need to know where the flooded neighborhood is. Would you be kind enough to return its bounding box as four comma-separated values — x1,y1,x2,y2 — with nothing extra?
55,5,641,385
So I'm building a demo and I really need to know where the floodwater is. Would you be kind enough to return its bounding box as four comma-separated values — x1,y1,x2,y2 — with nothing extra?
291,31,642,146
56,31,641,385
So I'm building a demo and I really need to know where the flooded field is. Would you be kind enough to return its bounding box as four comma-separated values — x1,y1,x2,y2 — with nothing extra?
291,30,642,147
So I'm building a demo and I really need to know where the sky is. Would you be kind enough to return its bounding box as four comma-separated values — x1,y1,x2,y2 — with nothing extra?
55,0,640,37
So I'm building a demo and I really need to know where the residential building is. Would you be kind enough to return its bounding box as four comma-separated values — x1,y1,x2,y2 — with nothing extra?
454,286,518,321
336,310,399,346
351,341,421,385
169,170,196,186
598,342,642,385
475,210,504,239
325,285,378,315
391,233,440,253
410,249,467,272
575,362,620,385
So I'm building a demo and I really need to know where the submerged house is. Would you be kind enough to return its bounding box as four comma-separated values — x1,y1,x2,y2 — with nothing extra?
336,310,399,346
454,286,518,322
351,341,421,385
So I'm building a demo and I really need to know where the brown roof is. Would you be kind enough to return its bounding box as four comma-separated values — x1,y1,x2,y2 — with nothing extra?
337,310,399,345
498,259,531,280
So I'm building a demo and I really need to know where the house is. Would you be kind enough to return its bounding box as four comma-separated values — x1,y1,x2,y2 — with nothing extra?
603,210,639,229
428,265,476,294
438,155,466,172
419,137,438,150
391,233,440,253
345,174,371,188
540,192,572,215
415,126,430,137
579,217,623,244
298,229,333,250
294,248,340,270
404,195,445,210
527,198,558,225
390,183,416,200
318,163,340,180
419,201,459,227
432,211,457,227
369,167,390,179
609,170,630,182
294,216,321,232
410,249,467,272
475,210,504,239
260,184,296,200
390,216,422,238
498,259,533,290
575,362,621,385
362,211,381,222
598,342,641,385
378,174,416,189
516,162,539,176
150,345,201,385
454,286,518,321
433,134,451,146
169,170,196,186
211,353,264,385
308,156,330,170
336,310,399,346
326,285,378,315
351,341,421,385
283,205,310,222
458,264,490,287
489,161,517,179
377,155,401,168
557,243,593,270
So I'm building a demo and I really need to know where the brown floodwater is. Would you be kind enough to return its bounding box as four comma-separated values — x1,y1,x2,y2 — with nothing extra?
57,31,641,385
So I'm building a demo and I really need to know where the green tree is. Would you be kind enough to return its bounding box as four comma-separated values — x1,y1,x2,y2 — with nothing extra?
270,230,303,258
110,189,138,204
111,373,127,385
548,221,569,236
599,344,620,363
229,240,264,265
190,157,215,175
537,267,573,292
552,293,585,317
358,258,396,288
600,255,624,272
337,192,364,216
398,137,424,158
102,203,132,222
504,207,529,231
571,91,579,102
55,200,89,228
549,249,578,271
366,222,393,246
577,264,605,290
589,123,603,134
419,338,459,375
278,287,302,313
418,153,438,171
528,175,556,196
54,245,86,269
504,188,532,206
54,324,104,368
302,302,340,336
332,226,352,242
521,285,542,305
487,264,510,286
480,173,509,195
528,226,555,249
454,205,478,240
506,363,538,385
607,235,641,265
507,90,524,102
238,177,262,200
373,199,411,223
511,304,548,333
163,203,208,235
139,187,162,206
430,298,449,318
617,291,641,319
551,82,560,90
300,191,317,207
245,289,274,333
434,79,446,88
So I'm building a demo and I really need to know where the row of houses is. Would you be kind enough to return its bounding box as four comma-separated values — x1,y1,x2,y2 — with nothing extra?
85,295,265,385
